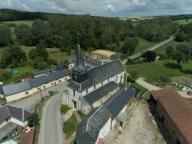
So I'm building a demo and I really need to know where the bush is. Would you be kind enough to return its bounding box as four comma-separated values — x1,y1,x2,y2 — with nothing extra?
60,104,71,114
63,114,77,138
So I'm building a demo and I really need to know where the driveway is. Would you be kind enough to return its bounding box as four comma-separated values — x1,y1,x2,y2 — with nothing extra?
136,78,161,91
38,92,64,144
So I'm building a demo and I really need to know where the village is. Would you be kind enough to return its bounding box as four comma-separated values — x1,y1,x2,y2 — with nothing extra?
0,43,191,144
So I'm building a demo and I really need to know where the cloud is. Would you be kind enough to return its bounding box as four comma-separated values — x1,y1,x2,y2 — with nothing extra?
0,0,192,16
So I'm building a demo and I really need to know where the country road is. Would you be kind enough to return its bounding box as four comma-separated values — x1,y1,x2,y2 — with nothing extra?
38,91,64,144
129,36,174,60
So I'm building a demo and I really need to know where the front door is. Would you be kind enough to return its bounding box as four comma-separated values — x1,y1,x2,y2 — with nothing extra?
72,100,77,109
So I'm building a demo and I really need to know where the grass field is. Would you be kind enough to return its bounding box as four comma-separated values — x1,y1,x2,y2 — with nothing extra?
174,19,192,25
155,40,184,54
127,59,192,82
15,66,37,75
63,114,78,138
2,20,34,27
135,38,156,53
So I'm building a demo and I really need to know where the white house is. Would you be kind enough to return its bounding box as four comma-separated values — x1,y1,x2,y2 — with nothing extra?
75,85,137,144
0,105,32,128
0,69,70,102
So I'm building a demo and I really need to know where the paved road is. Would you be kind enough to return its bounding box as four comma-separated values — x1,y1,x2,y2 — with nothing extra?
38,91,64,144
129,36,174,60
136,78,161,91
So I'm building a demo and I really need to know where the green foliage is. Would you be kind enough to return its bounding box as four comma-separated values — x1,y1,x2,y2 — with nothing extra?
0,44,27,68
0,97,7,105
0,69,11,82
28,113,40,127
15,24,32,45
60,104,71,114
0,27,12,46
171,43,192,67
166,46,174,58
175,31,188,42
63,114,78,138
121,37,138,55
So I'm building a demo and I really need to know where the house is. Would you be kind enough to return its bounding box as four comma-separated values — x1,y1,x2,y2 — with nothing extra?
149,88,192,144
75,85,137,144
0,105,32,128
0,69,70,102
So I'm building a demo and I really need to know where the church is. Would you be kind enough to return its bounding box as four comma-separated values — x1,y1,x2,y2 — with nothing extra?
62,45,127,114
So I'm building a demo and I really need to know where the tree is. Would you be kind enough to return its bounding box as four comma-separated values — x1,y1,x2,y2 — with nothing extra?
175,31,188,42
142,51,157,62
0,44,27,68
0,27,12,46
166,46,174,58
171,44,192,68
28,113,40,127
15,24,32,46
31,20,46,45
29,42,49,61
121,37,138,56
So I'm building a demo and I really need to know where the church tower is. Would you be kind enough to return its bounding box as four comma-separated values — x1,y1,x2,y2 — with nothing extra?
71,44,88,83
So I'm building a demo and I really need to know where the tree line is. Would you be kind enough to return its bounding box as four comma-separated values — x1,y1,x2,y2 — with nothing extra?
0,15,177,56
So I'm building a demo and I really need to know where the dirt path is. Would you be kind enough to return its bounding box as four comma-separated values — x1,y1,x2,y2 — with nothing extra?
107,102,166,144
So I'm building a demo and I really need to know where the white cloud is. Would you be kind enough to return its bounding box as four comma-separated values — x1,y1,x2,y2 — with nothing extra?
0,0,192,16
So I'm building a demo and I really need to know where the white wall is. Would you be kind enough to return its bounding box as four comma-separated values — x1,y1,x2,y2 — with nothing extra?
96,117,111,143
9,118,27,127
5,76,70,103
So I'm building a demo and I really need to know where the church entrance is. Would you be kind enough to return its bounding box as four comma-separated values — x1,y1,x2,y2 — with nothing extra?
72,100,77,109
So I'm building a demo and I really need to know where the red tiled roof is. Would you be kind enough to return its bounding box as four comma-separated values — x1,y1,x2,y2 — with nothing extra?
151,88,192,144
20,129,35,144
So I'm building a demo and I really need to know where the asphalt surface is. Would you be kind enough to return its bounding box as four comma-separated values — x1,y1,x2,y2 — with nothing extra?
38,91,64,144
128,36,174,60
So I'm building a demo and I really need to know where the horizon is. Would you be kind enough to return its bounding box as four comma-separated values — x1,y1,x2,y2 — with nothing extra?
0,0,192,17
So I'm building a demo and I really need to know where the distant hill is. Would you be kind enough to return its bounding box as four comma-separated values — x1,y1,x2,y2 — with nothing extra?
0,9,50,21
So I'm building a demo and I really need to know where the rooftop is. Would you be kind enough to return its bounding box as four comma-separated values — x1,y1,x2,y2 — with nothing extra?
68,60,124,92
83,82,118,105
76,85,137,144
151,88,192,144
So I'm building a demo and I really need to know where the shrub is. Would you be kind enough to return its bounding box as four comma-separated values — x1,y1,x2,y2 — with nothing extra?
60,104,71,114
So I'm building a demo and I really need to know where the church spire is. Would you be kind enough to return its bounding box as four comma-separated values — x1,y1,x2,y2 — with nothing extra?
76,44,81,67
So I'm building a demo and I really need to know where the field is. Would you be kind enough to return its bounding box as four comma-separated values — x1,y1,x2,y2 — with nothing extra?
174,19,192,25
155,40,184,54
135,38,156,53
127,59,192,82
1,20,34,27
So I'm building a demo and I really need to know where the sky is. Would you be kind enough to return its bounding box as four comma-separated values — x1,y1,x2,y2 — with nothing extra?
0,0,192,17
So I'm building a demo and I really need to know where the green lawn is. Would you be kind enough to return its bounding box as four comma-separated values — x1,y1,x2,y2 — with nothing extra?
174,19,192,25
155,40,184,54
63,114,78,138
135,38,156,53
127,59,192,83
131,82,146,95
2,20,34,27
15,66,37,75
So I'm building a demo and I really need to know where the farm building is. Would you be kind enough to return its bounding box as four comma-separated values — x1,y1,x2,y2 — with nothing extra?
0,68,70,102
0,105,31,128
149,88,192,144
75,85,137,144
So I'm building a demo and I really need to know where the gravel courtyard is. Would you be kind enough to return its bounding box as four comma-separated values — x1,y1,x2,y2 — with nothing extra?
105,102,166,144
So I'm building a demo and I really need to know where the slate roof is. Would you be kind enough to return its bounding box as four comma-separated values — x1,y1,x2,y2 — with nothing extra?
84,58,102,67
76,85,137,144
2,81,31,96
105,85,137,119
68,60,124,92
83,82,118,105
76,107,111,144
0,105,10,124
0,105,32,125
32,68,54,77
2,69,70,96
